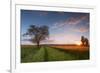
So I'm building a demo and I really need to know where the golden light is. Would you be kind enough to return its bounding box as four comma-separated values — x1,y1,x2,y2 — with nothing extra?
76,41,82,46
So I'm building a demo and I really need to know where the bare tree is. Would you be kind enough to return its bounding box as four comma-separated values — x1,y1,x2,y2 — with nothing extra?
23,25,49,48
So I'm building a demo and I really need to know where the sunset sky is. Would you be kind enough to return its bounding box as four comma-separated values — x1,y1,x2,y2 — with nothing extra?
21,10,89,45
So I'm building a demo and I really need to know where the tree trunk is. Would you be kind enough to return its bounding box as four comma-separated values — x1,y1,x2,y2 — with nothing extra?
37,41,40,48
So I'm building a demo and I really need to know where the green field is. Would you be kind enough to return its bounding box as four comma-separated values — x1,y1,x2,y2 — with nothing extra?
21,45,89,63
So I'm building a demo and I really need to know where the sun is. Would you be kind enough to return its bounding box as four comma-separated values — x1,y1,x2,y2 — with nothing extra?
76,41,82,46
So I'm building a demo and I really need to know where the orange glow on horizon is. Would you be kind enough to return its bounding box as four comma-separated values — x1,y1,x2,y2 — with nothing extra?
76,41,82,46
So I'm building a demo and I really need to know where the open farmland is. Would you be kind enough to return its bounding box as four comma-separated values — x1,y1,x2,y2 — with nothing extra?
21,45,89,63
50,45,89,51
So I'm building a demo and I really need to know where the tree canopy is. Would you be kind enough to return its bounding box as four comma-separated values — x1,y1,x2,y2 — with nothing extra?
23,25,49,48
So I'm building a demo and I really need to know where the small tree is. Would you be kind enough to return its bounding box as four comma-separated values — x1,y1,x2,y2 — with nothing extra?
84,38,89,46
23,25,49,48
81,36,85,46
81,36,89,46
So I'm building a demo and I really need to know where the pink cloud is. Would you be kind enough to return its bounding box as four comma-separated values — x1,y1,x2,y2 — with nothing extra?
44,33,80,44
51,15,88,29
72,27,89,33
65,15,88,25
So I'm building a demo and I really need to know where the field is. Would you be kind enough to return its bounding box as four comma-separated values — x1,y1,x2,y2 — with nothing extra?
21,45,89,63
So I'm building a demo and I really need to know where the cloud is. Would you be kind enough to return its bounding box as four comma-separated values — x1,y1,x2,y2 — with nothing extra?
72,26,89,33
51,21,65,29
42,33,80,44
41,39,54,42
50,15,89,29
64,15,89,25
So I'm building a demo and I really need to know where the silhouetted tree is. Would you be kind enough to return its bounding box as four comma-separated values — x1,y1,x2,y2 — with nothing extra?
81,36,89,46
81,36,85,46
84,38,89,46
23,25,49,48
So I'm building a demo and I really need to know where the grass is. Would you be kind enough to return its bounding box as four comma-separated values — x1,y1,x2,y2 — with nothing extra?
21,45,89,63
21,45,39,62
